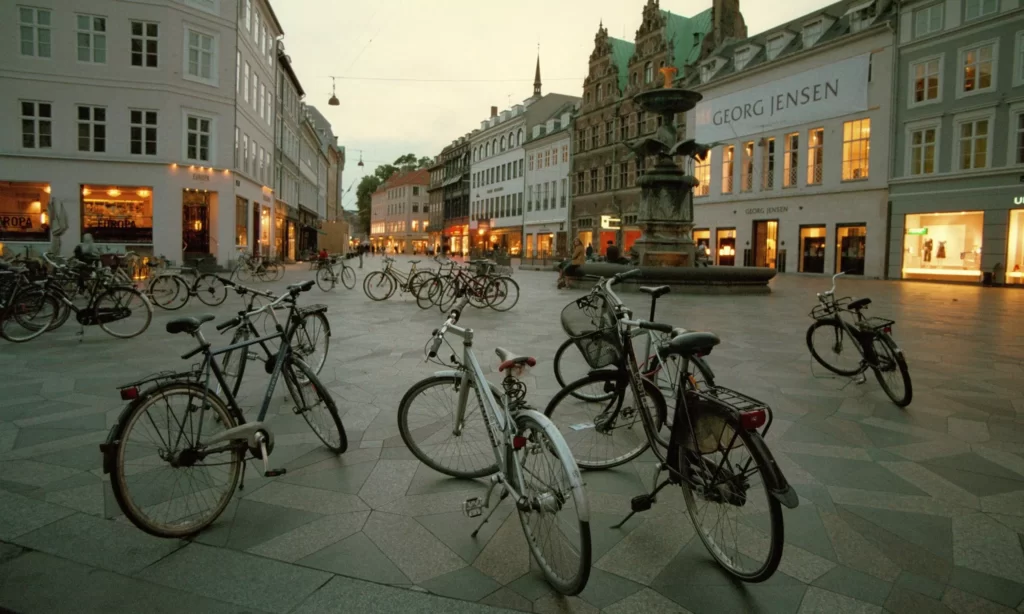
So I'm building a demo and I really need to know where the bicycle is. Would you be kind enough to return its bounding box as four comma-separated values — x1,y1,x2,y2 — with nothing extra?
40,254,152,339
807,272,912,407
544,270,797,583
397,294,591,595
0,261,60,343
233,249,283,283
147,257,229,310
431,260,520,313
362,256,432,301
315,255,356,291
100,280,346,538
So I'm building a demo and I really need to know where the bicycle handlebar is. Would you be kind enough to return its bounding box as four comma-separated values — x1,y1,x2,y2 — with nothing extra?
819,271,847,299
427,294,471,358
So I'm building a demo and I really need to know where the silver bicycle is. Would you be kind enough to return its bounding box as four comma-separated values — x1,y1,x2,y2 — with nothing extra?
397,294,592,595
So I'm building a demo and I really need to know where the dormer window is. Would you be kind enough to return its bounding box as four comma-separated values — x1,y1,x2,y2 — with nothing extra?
734,47,752,71
700,60,716,84
766,35,786,60
803,19,824,47
846,0,875,32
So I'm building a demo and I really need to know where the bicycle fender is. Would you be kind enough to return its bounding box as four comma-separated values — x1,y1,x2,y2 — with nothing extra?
744,431,799,509
99,393,152,475
513,409,591,523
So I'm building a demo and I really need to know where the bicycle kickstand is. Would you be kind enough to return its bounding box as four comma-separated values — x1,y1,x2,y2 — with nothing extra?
612,463,671,529
471,488,509,538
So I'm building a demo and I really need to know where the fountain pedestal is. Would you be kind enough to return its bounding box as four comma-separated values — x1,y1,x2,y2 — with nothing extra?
633,156,697,268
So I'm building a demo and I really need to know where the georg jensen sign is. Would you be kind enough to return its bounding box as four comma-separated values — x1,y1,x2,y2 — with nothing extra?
694,54,870,143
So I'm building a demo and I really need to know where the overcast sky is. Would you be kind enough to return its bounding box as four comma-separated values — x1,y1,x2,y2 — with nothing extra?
271,0,838,209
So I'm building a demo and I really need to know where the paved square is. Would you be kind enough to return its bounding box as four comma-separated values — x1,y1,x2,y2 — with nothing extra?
2,256,1023,613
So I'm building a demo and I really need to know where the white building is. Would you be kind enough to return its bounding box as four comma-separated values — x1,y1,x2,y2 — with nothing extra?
683,0,896,278
470,104,527,254
369,169,430,254
523,107,574,259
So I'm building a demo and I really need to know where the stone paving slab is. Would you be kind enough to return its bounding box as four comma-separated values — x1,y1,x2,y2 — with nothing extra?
0,259,1022,613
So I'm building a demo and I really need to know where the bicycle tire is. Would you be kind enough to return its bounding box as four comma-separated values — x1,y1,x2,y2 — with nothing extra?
553,338,614,402
543,370,664,470
408,270,433,296
283,357,347,453
195,274,228,306
96,287,152,339
872,333,913,407
49,291,73,331
220,324,252,399
488,276,520,312
362,271,394,301
109,382,242,538
513,410,592,595
806,319,863,376
340,265,356,289
437,278,462,312
235,263,253,283
415,275,443,310
291,310,330,377
0,288,59,343
316,267,336,292
397,375,501,478
148,275,188,310
648,354,716,449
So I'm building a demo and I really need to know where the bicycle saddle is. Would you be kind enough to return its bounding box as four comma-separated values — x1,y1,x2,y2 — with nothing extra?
409,259,421,264
848,298,871,310
639,285,670,299
166,314,215,335
495,347,536,371
660,331,720,358
287,280,316,293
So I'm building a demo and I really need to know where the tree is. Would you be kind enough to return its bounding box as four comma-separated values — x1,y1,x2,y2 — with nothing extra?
355,153,431,233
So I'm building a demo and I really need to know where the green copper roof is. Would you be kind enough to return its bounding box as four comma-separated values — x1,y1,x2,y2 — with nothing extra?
608,37,635,93
662,7,712,76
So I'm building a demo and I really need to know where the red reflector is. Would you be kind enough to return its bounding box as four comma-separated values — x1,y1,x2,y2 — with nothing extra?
120,387,139,401
513,436,527,450
740,409,766,431
883,326,892,334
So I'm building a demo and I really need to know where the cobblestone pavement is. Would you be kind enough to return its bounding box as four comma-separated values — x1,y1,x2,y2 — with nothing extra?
2,255,1023,614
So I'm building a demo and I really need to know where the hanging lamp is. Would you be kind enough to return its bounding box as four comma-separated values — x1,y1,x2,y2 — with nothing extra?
328,77,340,106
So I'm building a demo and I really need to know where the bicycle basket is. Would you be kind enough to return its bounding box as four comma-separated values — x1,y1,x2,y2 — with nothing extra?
560,294,621,369
809,297,850,320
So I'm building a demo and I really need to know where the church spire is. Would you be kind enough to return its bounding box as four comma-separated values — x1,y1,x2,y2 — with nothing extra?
533,47,542,97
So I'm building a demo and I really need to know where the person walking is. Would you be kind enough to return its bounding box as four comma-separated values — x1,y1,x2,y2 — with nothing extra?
585,243,593,261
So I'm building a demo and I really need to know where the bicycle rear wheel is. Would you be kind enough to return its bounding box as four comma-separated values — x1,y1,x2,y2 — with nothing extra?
109,382,242,538
219,324,252,399
871,334,912,407
513,411,591,595
148,275,187,310
363,271,394,301
290,310,330,377
195,275,228,306
96,287,152,338
340,265,356,289
316,267,336,291
553,338,614,402
283,357,347,453
415,275,443,310
1,288,59,343
488,276,520,312
806,319,863,376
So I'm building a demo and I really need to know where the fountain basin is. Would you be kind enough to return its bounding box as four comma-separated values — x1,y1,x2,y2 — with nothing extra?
633,88,703,116
577,263,775,294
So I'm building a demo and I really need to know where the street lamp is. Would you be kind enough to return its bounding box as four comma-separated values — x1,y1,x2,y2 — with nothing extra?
328,77,339,106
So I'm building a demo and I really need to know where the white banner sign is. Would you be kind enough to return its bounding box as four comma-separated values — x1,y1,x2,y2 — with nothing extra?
694,54,870,143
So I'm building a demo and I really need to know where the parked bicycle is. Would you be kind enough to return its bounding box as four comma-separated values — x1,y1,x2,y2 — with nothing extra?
147,257,229,310
0,261,60,343
233,249,283,282
419,259,519,312
362,256,432,301
807,272,912,407
101,280,346,538
397,294,591,595
315,254,356,291
544,270,797,583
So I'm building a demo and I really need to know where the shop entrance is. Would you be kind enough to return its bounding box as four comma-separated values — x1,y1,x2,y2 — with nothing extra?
799,225,826,273
716,228,736,266
182,191,210,256
752,220,778,268
836,224,866,275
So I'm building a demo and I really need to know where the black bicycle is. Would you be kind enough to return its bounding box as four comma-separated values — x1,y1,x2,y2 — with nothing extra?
147,258,229,310
807,272,912,407
40,255,152,339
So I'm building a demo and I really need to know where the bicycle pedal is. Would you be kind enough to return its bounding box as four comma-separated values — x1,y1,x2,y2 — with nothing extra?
463,497,484,518
630,494,653,513
264,468,287,477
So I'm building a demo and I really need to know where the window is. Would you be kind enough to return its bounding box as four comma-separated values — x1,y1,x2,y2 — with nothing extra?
762,138,775,189
902,212,984,280
528,154,534,171
253,11,260,43
186,115,212,162
518,159,523,176
0,182,51,242
644,62,653,83
82,185,154,244
694,153,710,197
77,105,106,152
590,168,598,193
842,119,871,180
413,186,419,195
966,0,998,21
252,74,259,110
914,4,943,38
243,62,250,102
131,21,158,67
590,127,599,149
909,125,937,175
19,7,51,58
700,63,713,84
130,110,157,156
562,145,568,163
561,179,567,207
802,20,823,47
957,116,990,170
235,197,248,246
741,142,754,192
242,134,249,173
807,128,823,185
20,101,52,149
244,0,252,30
766,35,786,60
734,48,751,71
544,150,551,168
721,146,734,194
619,117,628,141
596,84,602,102
77,15,107,63
961,42,995,95
604,165,612,191
577,172,585,195
618,163,627,189
911,57,941,105
259,84,266,119
606,121,614,145
266,92,272,125
186,29,214,81
783,133,799,187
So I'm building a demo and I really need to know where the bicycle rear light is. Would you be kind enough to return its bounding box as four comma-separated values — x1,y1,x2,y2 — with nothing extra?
739,408,766,431
513,436,527,450
119,386,139,401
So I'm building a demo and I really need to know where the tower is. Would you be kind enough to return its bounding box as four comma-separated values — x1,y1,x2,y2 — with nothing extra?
533,52,542,97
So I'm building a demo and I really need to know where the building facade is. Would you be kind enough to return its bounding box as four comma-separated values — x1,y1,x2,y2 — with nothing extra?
470,105,527,254
440,137,471,256
426,156,445,253
571,0,738,257
368,169,429,254
684,0,895,278
273,45,302,261
888,0,1024,284
524,108,574,259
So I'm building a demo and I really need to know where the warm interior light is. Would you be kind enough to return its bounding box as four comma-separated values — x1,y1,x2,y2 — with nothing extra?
82,187,91,196
490,235,498,243
108,188,121,197
137,189,151,197
171,163,178,168
478,228,485,236
40,212,48,225
43,185,51,194
193,220,203,231
29,201,41,212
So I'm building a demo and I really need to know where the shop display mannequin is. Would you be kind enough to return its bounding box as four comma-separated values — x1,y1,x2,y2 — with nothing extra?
937,240,946,261
923,239,933,263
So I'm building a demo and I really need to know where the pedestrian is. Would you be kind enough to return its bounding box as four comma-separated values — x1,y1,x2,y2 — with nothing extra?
558,237,586,289
585,243,593,261
358,243,364,268
606,241,621,264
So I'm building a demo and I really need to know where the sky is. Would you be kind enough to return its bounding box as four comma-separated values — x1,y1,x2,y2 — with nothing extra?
270,0,839,209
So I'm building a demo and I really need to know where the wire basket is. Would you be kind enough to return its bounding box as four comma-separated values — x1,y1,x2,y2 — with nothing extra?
560,294,621,369
808,296,851,320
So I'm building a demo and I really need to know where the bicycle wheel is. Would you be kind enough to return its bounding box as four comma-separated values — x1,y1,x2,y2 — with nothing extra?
340,265,356,290
680,424,784,582
437,278,462,312
219,324,252,399
806,319,863,376
488,276,520,312
513,411,591,595
109,382,242,538
647,354,715,449
195,275,228,306
397,375,501,478
290,310,330,377
0,288,59,343
467,278,491,309
95,287,152,338
408,270,433,296
148,275,188,310
553,338,614,402
282,357,347,453
363,271,394,301
543,370,663,470
316,267,336,292
415,275,443,310
871,334,913,407
235,263,253,283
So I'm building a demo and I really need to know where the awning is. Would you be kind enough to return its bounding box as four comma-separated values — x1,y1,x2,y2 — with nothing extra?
442,174,463,187
843,0,874,16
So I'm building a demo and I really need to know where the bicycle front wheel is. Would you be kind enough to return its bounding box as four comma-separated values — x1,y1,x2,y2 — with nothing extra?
553,338,614,402
397,375,500,478
195,275,228,306
871,334,912,407
363,271,394,301
283,357,347,453
806,319,863,376
415,275,443,310
1,288,59,343
316,266,336,292
488,276,520,312
513,411,591,595
290,310,330,377
109,382,242,538
96,287,152,339
340,265,356,289
148,275,187,310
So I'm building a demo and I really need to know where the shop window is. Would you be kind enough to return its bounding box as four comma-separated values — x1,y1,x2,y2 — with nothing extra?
753,220,779,268
0,182,50,241
762,138,775,189
235,197,248,246
807,128,824,185
716,228,736,266
81,184,153,243
835,225,866,274
902,211,984,280
693,229,711,259
799,226,826,273
1008,209,1024,283
721,146,735,194
842,119,870,180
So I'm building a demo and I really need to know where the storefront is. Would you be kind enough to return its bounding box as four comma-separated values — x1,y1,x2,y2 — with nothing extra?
482,228,521,255
0,182,51,253
574,216,641,257
524,223,567,259
446,223,468,256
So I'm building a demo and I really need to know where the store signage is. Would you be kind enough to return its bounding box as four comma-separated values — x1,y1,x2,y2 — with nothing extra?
600,215,621,230
487,187,504,194
0,216,33,229
744,206,789,215
1015,196,1024,205
694,54,870,142
906,228,928,235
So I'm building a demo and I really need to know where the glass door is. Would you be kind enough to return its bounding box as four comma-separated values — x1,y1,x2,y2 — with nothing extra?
836,224,866,274
716,228,736,266
799,225,826,273
753,220,779,268
182,191,210,255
